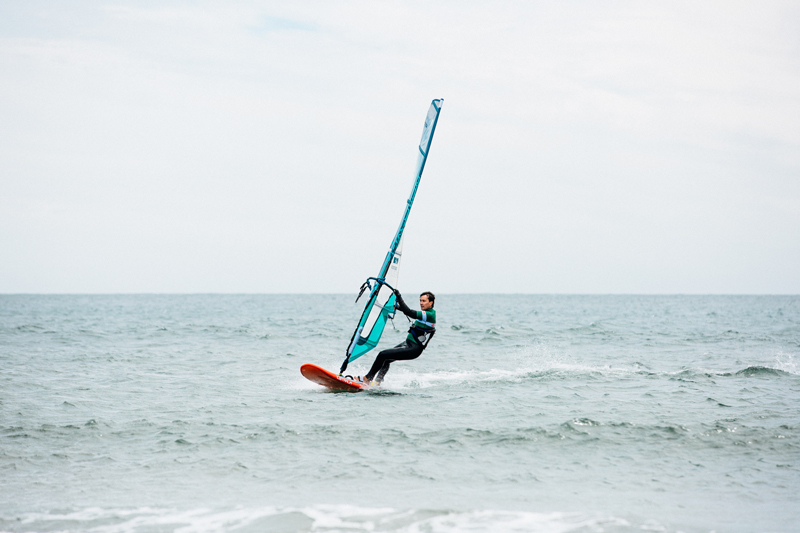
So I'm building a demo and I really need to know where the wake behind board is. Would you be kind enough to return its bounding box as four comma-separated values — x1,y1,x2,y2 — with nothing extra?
301,363,368,392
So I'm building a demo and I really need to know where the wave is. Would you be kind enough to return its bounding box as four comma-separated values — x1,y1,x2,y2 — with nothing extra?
714,355,798,378
732,366,792,377
1,505,644,533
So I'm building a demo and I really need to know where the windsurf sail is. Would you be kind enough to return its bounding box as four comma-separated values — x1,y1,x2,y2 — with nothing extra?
339,99,444,375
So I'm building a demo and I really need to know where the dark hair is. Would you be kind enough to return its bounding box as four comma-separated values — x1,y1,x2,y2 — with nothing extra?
420,291,435,307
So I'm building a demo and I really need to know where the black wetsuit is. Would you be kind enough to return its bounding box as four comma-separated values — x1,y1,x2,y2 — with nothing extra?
365,292,436,383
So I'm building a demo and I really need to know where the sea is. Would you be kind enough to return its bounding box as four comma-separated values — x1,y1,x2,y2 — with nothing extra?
1,294,798,533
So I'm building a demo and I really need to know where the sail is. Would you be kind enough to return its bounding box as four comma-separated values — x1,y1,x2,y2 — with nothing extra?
341,99,443,371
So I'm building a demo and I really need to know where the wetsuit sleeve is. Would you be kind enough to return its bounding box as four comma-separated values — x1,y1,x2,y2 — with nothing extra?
394,291,416,319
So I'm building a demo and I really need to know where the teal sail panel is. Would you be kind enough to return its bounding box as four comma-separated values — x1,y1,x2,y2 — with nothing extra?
342,99,443,371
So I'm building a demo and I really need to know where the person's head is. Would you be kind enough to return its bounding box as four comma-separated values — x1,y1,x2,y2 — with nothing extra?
419,291,435,311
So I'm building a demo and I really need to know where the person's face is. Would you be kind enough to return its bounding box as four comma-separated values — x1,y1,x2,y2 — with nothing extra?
419,295,433,311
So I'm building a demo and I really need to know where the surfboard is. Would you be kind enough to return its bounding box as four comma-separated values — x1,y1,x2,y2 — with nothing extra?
300,363,368,392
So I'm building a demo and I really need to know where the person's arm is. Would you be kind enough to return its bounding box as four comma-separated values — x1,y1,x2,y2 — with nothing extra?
394,290,417,319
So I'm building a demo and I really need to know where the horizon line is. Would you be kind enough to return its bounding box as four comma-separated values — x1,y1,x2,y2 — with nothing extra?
1,292,798,297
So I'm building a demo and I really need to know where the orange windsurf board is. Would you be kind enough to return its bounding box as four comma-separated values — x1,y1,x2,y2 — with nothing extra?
301,363,368,391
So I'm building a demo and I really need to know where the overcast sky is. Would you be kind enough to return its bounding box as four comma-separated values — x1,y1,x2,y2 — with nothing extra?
1,1,798,294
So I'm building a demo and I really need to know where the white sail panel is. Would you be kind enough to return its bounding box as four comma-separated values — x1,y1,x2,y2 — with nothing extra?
385,234,403,287
359,235,403,342
418,100,442,155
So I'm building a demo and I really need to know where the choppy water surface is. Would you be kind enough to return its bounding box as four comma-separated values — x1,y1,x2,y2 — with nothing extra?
1,294,799,532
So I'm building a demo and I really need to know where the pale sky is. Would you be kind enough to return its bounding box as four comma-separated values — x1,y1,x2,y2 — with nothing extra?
1,1,798,294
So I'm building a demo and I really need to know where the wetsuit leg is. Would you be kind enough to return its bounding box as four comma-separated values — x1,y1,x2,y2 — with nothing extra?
365,340,423,383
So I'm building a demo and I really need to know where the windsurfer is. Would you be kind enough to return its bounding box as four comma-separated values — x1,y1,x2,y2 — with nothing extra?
357,290,436,385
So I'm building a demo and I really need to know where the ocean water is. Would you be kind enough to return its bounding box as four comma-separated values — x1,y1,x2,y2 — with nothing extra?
1,294,798,533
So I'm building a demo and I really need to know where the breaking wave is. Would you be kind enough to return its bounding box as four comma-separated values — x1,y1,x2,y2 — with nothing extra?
2,505,645,533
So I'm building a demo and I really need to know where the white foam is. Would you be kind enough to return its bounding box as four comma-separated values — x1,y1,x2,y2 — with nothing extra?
303,504,396,530
773,352,798,375
7,505,638,533
403,510,631,533
372,354,641,392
